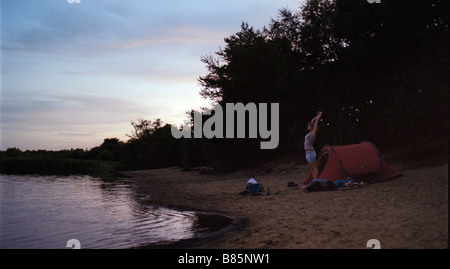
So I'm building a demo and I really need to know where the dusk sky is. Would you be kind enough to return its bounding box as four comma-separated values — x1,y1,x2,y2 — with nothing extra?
1,0,303,150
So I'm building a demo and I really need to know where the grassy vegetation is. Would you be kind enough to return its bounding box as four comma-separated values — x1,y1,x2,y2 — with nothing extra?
0,157,119,177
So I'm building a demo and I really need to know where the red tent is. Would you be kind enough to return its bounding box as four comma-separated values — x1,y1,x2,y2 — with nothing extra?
302,141,400,189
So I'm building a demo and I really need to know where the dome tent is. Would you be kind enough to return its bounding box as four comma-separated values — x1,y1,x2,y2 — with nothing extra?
302,141,400,190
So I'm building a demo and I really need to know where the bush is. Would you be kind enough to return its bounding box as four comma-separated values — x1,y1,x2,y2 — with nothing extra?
96,150,114,161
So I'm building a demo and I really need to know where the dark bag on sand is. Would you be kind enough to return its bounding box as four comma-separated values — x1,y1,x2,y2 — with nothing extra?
247,183,261,194
246,178,263,195
305,179,336,192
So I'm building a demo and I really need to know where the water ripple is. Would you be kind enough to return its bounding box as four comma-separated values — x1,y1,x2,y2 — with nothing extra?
0,174,219,249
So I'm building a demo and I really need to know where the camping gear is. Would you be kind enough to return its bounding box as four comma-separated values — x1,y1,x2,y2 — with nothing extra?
304,177,366,192
304,178,336,192
301,141,400,190
335,177,366,191
247,178,262,195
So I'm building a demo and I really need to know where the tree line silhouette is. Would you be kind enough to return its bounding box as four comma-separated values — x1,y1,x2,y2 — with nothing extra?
1,0,447,174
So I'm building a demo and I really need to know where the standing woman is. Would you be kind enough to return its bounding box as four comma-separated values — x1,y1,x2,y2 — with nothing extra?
304,111,322,178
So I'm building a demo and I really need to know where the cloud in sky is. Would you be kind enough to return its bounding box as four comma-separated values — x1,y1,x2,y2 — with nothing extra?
1,0,303,150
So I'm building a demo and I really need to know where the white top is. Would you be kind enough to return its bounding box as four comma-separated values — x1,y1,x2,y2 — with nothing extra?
304,132,316,150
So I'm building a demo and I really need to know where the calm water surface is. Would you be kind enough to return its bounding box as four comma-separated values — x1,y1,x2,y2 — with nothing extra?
0,174,226,249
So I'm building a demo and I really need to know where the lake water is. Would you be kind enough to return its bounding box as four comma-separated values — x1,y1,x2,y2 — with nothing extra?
0,174,231,249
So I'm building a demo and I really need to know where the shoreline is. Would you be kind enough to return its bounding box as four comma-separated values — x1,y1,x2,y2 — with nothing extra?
128,175,246,249
124,159,448,249
138,215,246,249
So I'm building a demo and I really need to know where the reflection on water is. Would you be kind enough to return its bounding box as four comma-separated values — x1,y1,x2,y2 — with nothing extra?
0,174,229,249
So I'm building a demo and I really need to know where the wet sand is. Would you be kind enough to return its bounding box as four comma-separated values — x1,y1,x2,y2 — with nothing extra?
124,158,448,249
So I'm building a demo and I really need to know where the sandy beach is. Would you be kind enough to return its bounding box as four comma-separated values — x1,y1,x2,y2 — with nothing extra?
125,156,448,249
